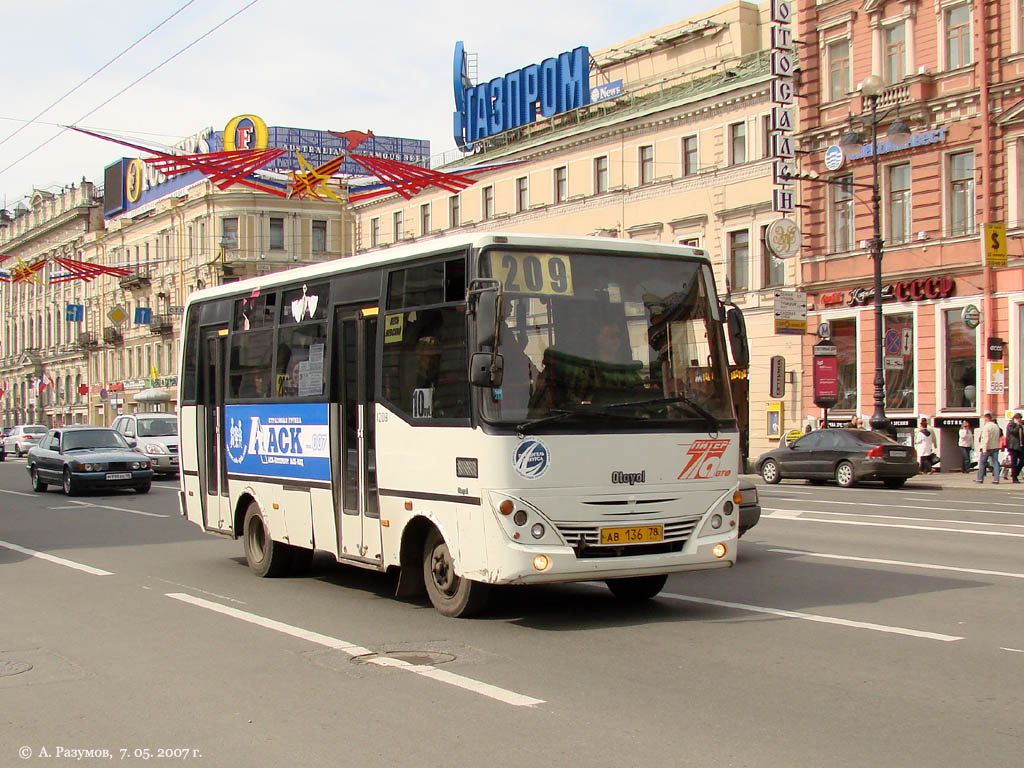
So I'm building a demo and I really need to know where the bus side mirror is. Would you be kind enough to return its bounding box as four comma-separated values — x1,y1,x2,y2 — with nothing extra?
470,352,504,388
473,288,502,349
726,306,749,368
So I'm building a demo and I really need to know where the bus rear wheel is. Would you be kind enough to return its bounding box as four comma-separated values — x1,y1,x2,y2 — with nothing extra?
243,503,291,578
422,527,489,618
606,574,668,601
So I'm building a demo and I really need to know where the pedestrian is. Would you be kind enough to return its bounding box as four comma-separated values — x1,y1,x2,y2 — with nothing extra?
957,420,973,473
915,417,939,474
1006,412,1023,484
804,424,812,434
975,411,1002,484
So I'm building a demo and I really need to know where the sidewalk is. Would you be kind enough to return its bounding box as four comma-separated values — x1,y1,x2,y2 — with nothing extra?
741,470,1023,492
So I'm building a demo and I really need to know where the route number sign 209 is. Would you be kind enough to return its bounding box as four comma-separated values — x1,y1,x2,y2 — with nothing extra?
490,252,574,296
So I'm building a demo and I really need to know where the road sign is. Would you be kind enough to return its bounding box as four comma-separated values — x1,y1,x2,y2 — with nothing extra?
884,356,905,370
769,355,786,398
817,322,831,339
774,290,807,334
813,341,837,356
107,306,127,325
984,223,1007,268
902,328,913,355
884,329,901,356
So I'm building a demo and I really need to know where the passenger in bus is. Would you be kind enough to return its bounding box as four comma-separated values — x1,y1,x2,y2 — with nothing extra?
239,370,269,398
497,330,537,416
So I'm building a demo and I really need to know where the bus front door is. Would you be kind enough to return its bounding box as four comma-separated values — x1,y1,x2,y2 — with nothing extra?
333,307,381,565
198,326,231,533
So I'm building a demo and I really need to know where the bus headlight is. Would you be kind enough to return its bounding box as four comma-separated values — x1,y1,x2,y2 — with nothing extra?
531,523,545,539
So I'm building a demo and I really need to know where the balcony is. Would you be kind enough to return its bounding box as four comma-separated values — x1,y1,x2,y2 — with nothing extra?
76,332,98,349
103,327,123,345
149,314,174,335
119,267,151,290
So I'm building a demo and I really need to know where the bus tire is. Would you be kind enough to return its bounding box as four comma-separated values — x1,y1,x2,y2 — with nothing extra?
243,503,291,578
422,526,489,618
606,574,668,601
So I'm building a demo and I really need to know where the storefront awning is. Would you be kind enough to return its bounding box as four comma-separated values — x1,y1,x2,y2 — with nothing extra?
133,388,173,403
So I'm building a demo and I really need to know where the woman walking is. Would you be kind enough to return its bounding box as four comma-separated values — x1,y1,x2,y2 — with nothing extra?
958,420,973,473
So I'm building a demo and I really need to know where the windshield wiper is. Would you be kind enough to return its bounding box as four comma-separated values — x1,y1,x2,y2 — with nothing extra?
594,396,721,432
515,406,640,435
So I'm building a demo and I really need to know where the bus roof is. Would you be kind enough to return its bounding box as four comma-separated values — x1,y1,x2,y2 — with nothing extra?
182,231,710,309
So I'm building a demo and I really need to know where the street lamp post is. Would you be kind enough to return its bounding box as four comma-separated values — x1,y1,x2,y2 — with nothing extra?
839,75,911,435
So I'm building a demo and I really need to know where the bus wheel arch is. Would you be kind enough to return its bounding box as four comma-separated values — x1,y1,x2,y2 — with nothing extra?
395,516,433,599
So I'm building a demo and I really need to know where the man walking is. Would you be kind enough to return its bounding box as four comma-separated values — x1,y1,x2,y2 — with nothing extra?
976,412,1002,484
1006,412,1024,484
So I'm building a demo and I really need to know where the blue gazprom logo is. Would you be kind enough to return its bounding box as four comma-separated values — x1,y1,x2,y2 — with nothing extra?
453,41,591,152
513,439,550,479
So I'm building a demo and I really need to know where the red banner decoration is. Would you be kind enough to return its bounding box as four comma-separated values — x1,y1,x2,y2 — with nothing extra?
50,256,131,283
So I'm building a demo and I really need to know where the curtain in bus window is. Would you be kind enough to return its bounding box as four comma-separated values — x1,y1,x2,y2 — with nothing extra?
380,306,469,419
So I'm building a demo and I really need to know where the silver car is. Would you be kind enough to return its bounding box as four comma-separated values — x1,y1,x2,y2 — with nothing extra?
111,414,179,477
4,424,48,457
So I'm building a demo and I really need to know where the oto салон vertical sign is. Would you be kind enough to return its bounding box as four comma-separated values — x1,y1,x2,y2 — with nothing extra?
770,0,795,214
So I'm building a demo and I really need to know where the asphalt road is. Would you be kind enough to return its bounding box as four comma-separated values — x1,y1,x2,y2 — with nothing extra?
1,457,1021,767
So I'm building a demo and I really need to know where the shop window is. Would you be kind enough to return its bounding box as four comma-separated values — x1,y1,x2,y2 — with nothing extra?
832,318,858,411
884,313,914,411
944,308,977,409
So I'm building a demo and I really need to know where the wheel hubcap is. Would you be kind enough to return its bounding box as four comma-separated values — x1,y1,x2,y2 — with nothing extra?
430,544,456,595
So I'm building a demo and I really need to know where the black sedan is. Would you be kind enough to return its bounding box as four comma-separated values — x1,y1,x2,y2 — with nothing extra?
26,426,154,495
756,428,918,488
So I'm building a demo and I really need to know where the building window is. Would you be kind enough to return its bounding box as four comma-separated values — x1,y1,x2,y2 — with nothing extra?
516,177,529,212
449,195,460,227
679,237,700,247
420,203,431,234
944,308,978,409
729,123,746,165
948,151,975,236
761,115,773,159
393,211,405,241
222,217,239,250
682,136,698,176
312,220,327,253
594,156,608,193
884,22,906,83
481,186,493,220
884,313,915,411
639,145,654,185
554,166,567,203
761,225,785,288
269,217,284,250
887,163,912,245
827,39,850,101
370,217,380,248
728,230,749,293
946,3,971,69
832,318,858,411
832,175,854,252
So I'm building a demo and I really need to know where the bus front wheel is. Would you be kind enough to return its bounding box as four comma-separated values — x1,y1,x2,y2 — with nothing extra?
422,527,489,618
243,503,291,578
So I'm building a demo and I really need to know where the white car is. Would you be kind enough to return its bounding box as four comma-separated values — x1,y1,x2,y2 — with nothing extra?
4,425,48,457
111,414,179,477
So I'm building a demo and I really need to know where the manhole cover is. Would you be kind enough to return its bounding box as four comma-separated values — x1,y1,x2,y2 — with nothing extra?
353,651,456,666
0,660,33,677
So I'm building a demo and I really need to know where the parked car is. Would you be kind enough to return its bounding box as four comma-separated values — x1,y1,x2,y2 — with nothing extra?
737,478,760,537
756,428,918,488
4,424,48,457
111,413,179,477
26,426,154,495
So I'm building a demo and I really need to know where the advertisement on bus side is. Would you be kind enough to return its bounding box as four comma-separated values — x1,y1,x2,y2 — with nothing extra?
224,403,330,483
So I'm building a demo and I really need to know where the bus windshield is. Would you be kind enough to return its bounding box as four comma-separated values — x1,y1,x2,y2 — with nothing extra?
480,248,734,430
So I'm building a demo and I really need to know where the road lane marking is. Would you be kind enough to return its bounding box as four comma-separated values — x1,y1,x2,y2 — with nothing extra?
902,496,1024,510
765,499,1024,520
0,539,113,576
154,578,246,605
0,488,37,497
761,510,1024,538
166,593,545,708
768,548,1024,580
52,499,166,518
1001,647,1024,653
658,592,962,642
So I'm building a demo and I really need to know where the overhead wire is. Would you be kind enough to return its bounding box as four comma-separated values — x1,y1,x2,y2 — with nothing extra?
0,0,197,150
0,0,261,182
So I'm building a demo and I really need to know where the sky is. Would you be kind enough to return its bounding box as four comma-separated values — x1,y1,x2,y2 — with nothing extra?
0,0,726,209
